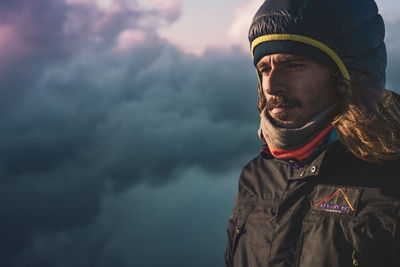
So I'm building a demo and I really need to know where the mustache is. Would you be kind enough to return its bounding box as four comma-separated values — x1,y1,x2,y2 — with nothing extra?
266,96,301,110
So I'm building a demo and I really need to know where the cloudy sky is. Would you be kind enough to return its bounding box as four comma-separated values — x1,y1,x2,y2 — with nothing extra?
1,0,399,266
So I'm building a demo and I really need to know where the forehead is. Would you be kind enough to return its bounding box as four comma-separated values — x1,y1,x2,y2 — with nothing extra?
256,54,309,66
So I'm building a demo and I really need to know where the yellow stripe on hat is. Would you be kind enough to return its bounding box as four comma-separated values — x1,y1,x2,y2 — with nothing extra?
251,34,350,80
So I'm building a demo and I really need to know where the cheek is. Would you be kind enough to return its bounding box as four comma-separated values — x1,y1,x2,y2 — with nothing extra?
261,75,268,92
308,86,336,113
315,79,337,104
296,79,336,113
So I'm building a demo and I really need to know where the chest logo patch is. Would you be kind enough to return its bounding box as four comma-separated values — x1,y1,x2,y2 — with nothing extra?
312,185,361,214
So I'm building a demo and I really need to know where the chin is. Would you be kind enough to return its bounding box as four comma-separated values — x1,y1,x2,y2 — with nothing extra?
269,112,287,121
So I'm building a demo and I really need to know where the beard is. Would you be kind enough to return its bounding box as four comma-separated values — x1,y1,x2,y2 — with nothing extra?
265,96,301,125
271,111,288,121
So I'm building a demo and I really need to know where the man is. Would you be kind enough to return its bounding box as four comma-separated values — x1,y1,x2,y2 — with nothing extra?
225,0,400,266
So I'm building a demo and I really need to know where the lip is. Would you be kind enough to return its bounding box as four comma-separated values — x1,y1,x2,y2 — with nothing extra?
271,105,293,113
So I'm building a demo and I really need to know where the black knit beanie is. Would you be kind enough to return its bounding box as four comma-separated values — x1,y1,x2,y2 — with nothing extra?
249,0,387,93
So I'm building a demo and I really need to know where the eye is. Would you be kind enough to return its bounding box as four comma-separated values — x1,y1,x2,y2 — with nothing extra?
259,66,271,74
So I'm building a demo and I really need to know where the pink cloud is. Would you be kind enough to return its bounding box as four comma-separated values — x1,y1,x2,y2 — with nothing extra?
142,0,181,22
65,0,181,25
0,0,183,72
0,23,34,72
64,0,123,36
64,0,182,43
65,0,121,13
116,29,148,51
228,0,263,51
0,25,18,52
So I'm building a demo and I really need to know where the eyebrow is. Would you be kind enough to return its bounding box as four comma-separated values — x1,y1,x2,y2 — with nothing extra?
256,61,270,71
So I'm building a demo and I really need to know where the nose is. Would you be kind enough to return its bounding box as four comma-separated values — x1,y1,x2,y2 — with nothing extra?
261,67,286,96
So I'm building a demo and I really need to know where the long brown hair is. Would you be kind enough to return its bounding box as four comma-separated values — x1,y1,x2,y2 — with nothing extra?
257,74,400,163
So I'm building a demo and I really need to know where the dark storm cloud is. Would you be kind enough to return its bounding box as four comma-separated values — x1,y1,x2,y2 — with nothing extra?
16,169,238,267
3,44,259,185
0,0,259,185
90,45,260,187
0,0,260,265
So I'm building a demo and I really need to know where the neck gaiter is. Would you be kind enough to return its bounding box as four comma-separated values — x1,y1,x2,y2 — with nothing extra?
258,103,339,160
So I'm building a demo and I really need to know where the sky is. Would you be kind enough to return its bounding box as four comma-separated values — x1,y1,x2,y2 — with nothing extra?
0,0,399,266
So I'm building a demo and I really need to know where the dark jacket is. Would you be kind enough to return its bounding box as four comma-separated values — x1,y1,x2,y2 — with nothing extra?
225,140,400,267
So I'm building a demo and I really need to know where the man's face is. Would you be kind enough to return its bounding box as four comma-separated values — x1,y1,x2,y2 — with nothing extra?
256,54,337,127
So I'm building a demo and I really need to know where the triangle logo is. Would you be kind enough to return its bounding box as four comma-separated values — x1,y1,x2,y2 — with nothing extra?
312,186,360,214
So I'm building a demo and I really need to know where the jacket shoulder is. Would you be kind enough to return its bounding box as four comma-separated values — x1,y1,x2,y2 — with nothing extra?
238,154,293,197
